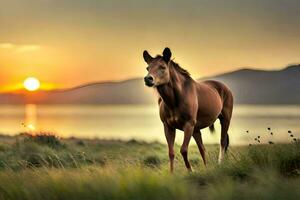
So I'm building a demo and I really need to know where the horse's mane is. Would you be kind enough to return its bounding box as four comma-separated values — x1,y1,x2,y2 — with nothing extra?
155,55,191,79
170,60,191,79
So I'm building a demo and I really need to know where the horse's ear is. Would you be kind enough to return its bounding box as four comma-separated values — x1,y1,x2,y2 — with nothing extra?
162,47,172,63
143,50,153,63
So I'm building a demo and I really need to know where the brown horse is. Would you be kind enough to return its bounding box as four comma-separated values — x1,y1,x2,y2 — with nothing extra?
143,48,233,172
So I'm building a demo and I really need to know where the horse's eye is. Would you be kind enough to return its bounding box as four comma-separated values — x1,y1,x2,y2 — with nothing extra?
159,65,166,70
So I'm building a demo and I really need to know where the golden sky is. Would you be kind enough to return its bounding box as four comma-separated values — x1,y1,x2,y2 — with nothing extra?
1,0,300,91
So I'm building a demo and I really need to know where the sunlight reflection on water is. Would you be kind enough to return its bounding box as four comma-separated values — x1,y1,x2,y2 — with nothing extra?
0,104,299,145
24,104,37,131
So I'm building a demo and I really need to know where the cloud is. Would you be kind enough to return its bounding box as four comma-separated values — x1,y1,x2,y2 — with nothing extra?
16,45,40,52
0,43,40,52
0,43,15,49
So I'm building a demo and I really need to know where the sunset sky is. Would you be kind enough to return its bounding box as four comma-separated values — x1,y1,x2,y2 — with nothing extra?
1,0,300,91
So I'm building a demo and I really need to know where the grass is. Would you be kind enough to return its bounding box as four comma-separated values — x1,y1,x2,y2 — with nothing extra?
0,133,299,200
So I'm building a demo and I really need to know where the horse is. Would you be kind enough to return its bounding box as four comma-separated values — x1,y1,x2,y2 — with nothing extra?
143,47,233,172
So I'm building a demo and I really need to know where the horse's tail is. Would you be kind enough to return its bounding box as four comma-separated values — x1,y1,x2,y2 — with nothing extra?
209,124,215,133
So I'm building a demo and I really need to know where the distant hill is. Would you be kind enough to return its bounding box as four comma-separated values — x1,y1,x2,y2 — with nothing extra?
0,79,155,104
207,64,300,104
0,64,299,104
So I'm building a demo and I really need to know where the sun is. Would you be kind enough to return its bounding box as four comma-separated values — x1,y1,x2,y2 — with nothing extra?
23,77,40,91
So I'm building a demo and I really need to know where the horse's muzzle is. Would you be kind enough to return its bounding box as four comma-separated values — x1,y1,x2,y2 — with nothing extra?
144,76,154,87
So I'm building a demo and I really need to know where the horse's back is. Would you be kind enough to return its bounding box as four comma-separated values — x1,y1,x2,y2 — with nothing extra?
200,80,233,104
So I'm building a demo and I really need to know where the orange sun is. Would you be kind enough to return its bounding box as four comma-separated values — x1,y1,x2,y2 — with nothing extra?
23,77,40,91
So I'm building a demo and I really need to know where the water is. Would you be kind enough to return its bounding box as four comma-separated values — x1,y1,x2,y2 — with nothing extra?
0,104,299,145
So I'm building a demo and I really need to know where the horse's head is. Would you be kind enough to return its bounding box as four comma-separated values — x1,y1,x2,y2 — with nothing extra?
143,47,172,87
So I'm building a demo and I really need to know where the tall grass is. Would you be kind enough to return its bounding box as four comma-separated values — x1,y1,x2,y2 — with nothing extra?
0,133,299,200
0,168,198,200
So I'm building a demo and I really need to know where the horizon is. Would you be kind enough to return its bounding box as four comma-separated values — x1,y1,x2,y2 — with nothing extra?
0,63,298,93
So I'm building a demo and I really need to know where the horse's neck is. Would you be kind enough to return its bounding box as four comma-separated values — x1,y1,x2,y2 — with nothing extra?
157,84,177,108
156,69,187,108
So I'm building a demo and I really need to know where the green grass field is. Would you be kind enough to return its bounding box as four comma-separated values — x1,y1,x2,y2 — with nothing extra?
0,133,299,200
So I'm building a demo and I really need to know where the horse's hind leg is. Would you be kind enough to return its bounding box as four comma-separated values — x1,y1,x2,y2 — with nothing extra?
218,96,233,164
193,130,206,166
218,114,230,164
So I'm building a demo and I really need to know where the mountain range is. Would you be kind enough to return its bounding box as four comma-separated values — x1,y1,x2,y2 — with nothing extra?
0,64,299,104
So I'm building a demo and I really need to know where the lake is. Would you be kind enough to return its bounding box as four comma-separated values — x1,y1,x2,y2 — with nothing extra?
0,104,299,145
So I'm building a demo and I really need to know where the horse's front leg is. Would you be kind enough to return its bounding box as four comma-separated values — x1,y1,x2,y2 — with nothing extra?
193,130,207,166
181,121,195,172
164,124,176,173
